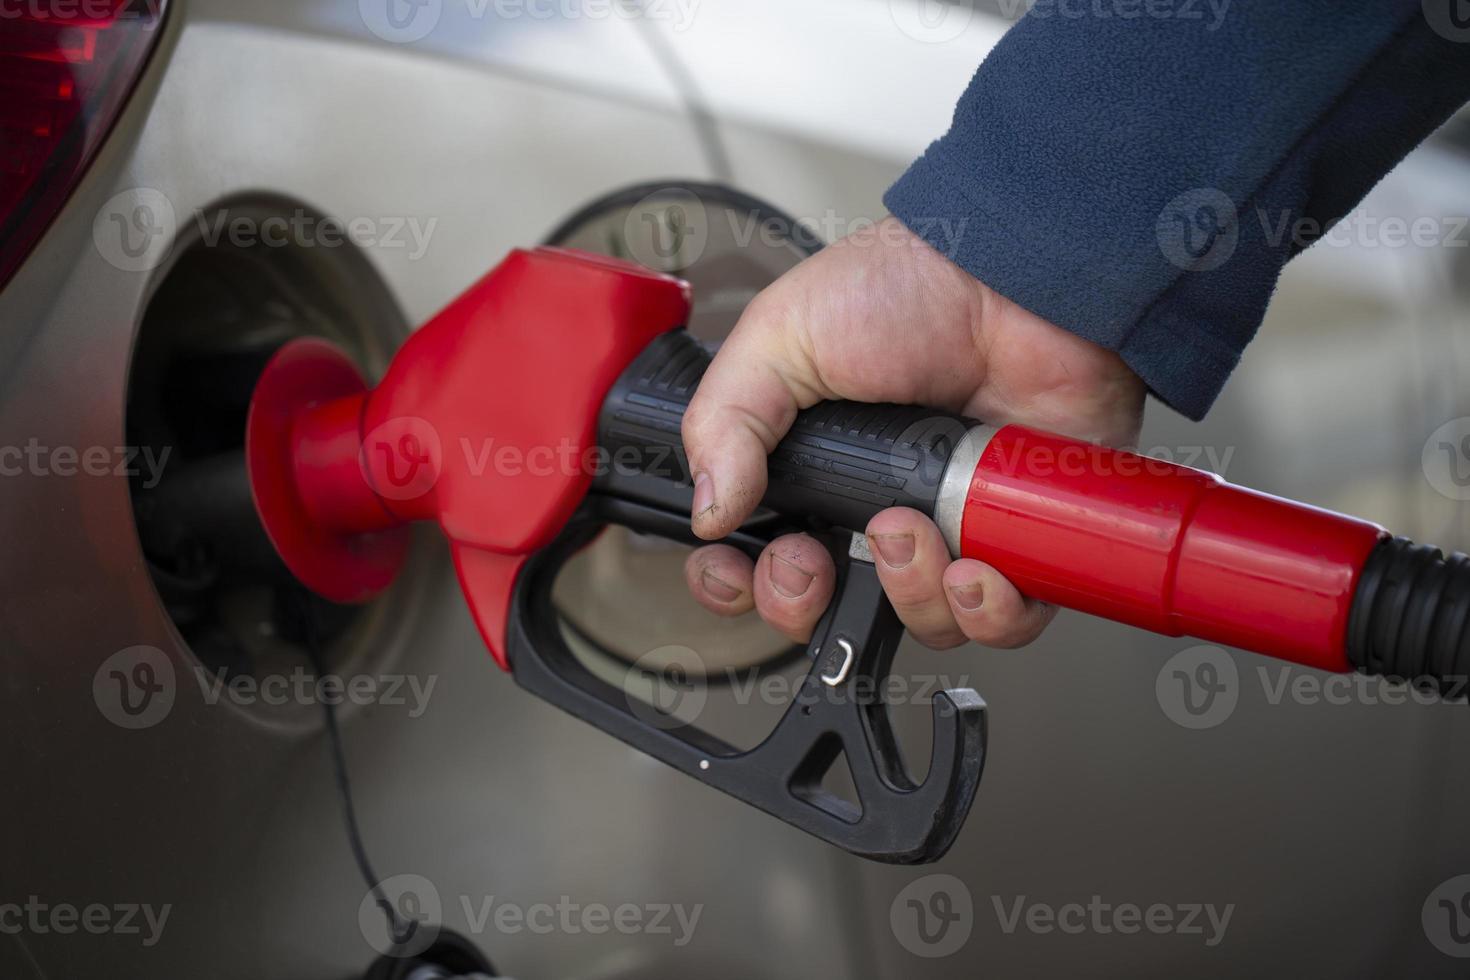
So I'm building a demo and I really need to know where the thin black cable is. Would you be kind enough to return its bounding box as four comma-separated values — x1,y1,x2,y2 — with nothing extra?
627,5,733,183
297,591,413,946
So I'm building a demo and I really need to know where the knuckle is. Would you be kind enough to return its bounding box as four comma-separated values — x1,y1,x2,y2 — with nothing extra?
977,619,1045,650
740,287,789,330
982,631,1030,650
759,603,815,642
681,403,714,448
866,507,926,537
884,576,941,609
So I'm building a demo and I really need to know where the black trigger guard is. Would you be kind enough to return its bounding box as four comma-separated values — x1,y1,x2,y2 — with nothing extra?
505,495,988,865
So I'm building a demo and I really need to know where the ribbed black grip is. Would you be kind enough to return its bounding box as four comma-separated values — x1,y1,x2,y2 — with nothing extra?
1347,536,1470,697
594,330,975,532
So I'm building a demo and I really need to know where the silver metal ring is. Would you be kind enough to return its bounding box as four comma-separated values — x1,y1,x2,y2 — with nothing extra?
935,424,998,558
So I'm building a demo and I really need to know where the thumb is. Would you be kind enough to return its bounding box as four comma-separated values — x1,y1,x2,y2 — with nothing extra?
682,297,824,540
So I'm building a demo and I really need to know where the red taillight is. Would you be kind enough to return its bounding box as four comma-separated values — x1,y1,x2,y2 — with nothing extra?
0,0,168,289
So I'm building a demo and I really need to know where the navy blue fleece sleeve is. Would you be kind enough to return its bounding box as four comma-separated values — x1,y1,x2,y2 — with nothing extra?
885,1,1470,419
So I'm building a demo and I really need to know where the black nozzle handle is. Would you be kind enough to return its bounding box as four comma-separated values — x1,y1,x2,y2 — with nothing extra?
512,328,992,864
594,329,981,538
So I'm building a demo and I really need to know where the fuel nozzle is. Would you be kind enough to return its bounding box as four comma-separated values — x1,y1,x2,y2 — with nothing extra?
242,244,1470,693
239,243,1467,864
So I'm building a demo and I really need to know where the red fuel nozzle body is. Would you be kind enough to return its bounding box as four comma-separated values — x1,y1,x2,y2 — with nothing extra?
245,247,691,667
958,426,1385,673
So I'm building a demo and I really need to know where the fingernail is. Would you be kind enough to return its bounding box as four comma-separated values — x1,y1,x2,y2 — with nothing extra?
770,554,814,599
869,533,915,570
949,580,984,611
701,569,743,603
692,471,715,520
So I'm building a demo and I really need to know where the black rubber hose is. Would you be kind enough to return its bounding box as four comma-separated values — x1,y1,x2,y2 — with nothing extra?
1347,536,1470,697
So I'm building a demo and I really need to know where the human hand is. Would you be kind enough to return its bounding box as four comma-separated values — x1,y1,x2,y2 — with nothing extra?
681,216,1145,650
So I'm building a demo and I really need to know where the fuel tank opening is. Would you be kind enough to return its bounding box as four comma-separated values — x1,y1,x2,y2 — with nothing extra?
124,197,423,721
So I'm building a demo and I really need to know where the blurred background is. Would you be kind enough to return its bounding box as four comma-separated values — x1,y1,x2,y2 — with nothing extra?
3,0,1470,977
